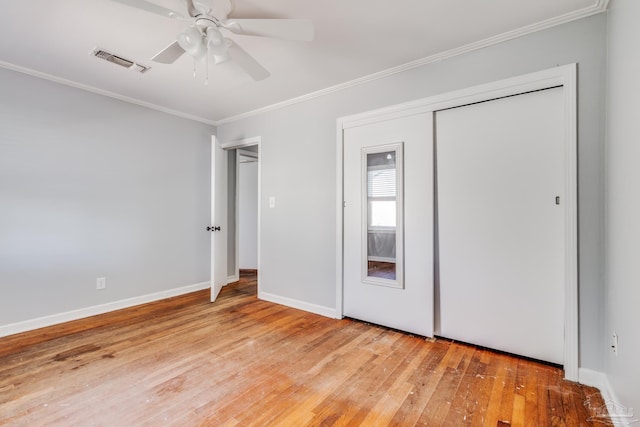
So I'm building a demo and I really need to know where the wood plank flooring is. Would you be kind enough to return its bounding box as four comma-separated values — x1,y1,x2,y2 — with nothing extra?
0,271,610,426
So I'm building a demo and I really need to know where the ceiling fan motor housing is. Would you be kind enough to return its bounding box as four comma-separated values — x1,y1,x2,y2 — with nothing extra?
192,0,233,21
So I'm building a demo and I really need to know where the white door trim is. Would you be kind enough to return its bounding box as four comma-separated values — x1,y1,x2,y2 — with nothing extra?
221,136,261,150
336,64,578,380
222,136,262,294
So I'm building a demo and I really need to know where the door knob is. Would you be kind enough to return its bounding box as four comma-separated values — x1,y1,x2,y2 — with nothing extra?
207,226,221,232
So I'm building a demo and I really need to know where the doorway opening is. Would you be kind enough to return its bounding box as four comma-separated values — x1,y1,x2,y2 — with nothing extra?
236,146,259,279
222,137,261,291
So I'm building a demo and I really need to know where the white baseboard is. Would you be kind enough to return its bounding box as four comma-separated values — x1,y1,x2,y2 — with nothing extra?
226,274,239,284
0,281,211,339
579,368,635,427
579,367,609,389
258,291,337,319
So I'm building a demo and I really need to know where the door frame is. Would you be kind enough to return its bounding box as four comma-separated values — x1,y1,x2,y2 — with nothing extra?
221,136,262,293
336,64,578,380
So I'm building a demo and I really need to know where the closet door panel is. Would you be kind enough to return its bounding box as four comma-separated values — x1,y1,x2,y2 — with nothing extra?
436,87,565,364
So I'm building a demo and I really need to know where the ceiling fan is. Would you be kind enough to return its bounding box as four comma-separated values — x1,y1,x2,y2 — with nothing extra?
110,0,314,81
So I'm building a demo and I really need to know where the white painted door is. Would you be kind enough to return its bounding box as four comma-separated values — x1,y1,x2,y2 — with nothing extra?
436,87,565,364
343,113,433,337
210,135,228,302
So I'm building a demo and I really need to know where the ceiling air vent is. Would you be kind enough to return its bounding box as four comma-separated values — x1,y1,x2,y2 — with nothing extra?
91,48,150,74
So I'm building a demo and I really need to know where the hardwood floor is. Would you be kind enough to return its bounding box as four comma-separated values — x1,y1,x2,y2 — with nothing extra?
0,271,609,426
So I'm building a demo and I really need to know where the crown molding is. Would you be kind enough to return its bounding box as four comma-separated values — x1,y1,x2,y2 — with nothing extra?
0,61,217,127
0,1,608,128
597,0,611,11
215,0,608,126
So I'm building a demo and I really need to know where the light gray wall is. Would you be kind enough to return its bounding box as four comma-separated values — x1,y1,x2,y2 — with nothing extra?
605,0,640,412
239,161,258,269
217,14,607,371
0,67,214,326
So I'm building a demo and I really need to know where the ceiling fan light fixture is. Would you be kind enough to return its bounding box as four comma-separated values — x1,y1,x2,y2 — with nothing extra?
177,26,206,59
213,53,229,65
206,27,229,57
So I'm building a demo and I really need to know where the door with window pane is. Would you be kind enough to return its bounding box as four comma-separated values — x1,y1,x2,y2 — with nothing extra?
343,113,433,337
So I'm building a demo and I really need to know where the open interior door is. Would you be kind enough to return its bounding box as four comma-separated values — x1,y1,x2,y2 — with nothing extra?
210,135,228,302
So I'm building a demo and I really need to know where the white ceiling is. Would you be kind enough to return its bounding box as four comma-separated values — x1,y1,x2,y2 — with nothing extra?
0,0,603,124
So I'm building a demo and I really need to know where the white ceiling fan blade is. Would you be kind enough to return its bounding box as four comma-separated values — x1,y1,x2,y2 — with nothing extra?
228,40,270,81
225,19,314,42
152,41,186,64
110,0,184,19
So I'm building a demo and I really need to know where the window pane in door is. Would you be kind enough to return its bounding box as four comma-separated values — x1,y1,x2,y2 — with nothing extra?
366,149,399,281
369,200,396,227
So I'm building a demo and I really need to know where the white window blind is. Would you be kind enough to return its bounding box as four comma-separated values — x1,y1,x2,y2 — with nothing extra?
367,169,396,198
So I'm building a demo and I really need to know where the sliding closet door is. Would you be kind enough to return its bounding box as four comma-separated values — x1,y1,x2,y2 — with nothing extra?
343,113,433,337
436,87,565,364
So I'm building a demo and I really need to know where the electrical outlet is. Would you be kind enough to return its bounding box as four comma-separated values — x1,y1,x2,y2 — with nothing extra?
96,277,106,290
611,332,618,356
